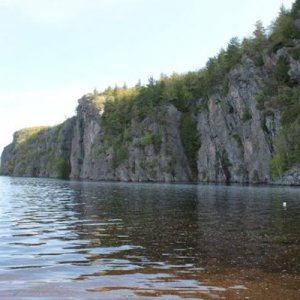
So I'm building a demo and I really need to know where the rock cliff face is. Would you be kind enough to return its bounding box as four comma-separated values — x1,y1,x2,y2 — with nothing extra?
1,119,74,178
197,58,280,183
65,56,278,183
69,97,192,182
1,14,300,184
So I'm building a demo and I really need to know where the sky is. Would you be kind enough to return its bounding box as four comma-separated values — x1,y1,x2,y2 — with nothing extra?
0,0,295,155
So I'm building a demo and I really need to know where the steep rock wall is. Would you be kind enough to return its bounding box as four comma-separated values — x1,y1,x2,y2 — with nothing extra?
0,118,74,178
197,58,280,183
1,42,300,184
70,97,192,182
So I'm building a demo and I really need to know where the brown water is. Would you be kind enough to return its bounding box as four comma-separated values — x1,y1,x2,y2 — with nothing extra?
0,176,299,299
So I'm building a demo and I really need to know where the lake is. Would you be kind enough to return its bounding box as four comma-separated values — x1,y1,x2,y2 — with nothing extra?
0,176,299,299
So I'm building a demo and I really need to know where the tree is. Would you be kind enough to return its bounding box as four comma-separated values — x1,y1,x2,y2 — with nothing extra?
224,37,242,70
135,79,142,88
291,0,300,19
253,20,266,39
241,21,267,61
147,76,156,88
274,57,290,83
271,5,300,45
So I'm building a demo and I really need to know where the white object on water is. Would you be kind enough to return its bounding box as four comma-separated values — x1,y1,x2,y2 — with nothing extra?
283,202,287,208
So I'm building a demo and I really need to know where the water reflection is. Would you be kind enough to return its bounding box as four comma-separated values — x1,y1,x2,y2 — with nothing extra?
0,177,299,299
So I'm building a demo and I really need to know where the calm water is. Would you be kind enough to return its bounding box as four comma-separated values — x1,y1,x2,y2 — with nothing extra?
0,177,299,299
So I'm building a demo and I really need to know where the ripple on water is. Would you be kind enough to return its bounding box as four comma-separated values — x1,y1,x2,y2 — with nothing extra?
0,177,299,299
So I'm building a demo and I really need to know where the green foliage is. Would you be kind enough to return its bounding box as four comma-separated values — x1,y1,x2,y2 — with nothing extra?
198,37,243,97
260,115,269,133
256,74,291,112
112,145,128,169
225,37,242,69
162,73,196,112
95,2,300,179
141,132,153,146
180,113,201,173
253,20,267,41
291,0,300,18
270,5,300,48
268,85,300,178
4,1,300,181
273,122,300,174
241,108,252,122
100,84,166,169
2,125,72,179
152,131,162,153
14,126,49,145
100,89,136,169
281,86,300,126
54,158,71,179
257,83,300,176
140,131,162,153
290,47,300,60
270,153,286,178
256,71,300,177
101,89,135,137
274,57,290,83
99,3,300,131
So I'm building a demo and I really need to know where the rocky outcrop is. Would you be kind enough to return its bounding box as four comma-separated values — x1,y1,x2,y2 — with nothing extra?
196,58,280,183
70,97,192,182
1,32,300,185
274,165,300,185
60,53,283,184
0,118,75,178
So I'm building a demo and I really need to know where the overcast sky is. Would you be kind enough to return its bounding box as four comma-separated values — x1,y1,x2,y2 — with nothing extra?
0,0,295,155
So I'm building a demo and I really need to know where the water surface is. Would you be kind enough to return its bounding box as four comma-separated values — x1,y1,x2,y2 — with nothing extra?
0,177,299,299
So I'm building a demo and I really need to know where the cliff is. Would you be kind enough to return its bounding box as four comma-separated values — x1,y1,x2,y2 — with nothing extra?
69,96,192,182
196,58,277,184
2,2,300,185
1,119,74,178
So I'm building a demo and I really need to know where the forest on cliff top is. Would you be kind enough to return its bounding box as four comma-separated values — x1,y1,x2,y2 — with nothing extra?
90,0,300,178
1,0,300,182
